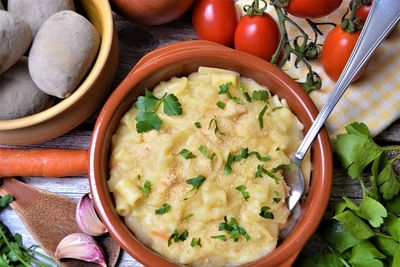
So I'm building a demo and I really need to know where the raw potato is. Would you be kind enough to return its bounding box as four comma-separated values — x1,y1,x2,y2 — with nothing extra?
29,11,100,98
0,58,54,120
0,10,32,74
7,0,75,37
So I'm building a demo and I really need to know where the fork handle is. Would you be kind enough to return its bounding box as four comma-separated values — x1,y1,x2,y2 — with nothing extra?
294,0,400,163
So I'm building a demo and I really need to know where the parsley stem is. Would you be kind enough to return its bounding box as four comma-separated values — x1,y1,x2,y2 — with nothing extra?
374,232,397,241
382,145,400,151
0,227,31,267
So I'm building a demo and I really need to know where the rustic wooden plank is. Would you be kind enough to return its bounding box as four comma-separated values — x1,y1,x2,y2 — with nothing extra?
1,10,399,267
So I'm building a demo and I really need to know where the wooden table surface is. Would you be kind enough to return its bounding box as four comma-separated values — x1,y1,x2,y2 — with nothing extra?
2,12,399,267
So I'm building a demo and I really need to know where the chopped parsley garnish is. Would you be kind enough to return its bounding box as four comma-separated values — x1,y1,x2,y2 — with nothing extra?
272,106,283,112
260,206,274,219
219,82,232,94
255,165,280,184
224,148,271,175
216,101,226,109
208,117,225,139
194,122,202,128
186,175,206,192
273,197,282,203
224,153,234,175
155,203,171,215
138,180,152,197
235,185,250,201
271,164,291,173
184,213,193,221
211,235,227,241
168,229,188,246
240,82,252,102
252,90,269,101
219,82,243,104
176,149,196,159
135,90,182,133
258,104,268,129
190,238,202,248
199,145,216,160
218,216,250,242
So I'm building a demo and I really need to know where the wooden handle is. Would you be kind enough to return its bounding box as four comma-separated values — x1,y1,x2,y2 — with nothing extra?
0,148,88,177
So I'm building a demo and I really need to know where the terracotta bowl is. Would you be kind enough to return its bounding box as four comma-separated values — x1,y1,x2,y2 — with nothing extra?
0,0,119,145
89,40,332,267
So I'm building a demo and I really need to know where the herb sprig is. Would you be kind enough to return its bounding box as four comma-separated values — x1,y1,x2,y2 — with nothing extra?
135,90,182,133
224,148,271,175
299,122,400,266
218,216,250,242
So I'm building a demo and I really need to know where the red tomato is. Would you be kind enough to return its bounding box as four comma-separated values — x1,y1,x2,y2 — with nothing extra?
321,26,366,81
355,0,372,23
192,0,238,46
286,0,343,18
234,14,280,61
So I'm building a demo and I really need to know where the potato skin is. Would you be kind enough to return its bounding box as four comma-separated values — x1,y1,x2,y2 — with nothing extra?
0,58,54,120
0,10,32,74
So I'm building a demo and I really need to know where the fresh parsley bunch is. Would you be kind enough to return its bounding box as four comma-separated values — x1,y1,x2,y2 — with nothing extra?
0,194,56,267
299,122,400,267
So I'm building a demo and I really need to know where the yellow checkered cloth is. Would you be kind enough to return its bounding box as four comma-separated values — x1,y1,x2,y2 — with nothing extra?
237,0,400,137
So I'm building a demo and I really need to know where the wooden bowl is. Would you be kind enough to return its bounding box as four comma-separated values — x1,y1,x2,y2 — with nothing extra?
0,0,119,145
89,40,332,267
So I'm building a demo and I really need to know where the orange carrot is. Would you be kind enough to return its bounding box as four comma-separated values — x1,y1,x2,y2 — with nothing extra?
150,230,170,240
0,148,88,177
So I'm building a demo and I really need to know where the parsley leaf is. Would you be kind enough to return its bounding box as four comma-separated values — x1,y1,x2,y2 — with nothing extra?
194,122,202,128
349,241,385,267
219,82,232,94
255,165,280,184
186,175,206,192
163,94,182,116
0,195,13,208
208,117,225,138
176,149,196,159
136,111,162,133
190,238,202,248
225,148,271,175
333,122,383,178
217,101,226,109
155,203,171,215
219,82,243,104
273,197,281,203
168,229,188,246
135,92,182,133
199,145,215,160
376,156,400,200
333,210,375,240
252,90,269,101
224,153,234,175
138,180,152,197
258,104,268,129
218,216,250,242
272,106,283,112
235,185,250,201
259,206,274,219
239,82,252,102
184,214,193,221
271,164,291,173
211,235,227,241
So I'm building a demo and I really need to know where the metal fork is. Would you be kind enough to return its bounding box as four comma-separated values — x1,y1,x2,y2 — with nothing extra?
286,0,400,211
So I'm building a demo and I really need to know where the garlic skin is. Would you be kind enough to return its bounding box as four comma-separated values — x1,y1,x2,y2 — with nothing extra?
55,233,106,267
76,193,108,236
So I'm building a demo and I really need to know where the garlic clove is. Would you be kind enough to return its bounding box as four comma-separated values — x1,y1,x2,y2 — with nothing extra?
55,233,106,267
76,193,108,236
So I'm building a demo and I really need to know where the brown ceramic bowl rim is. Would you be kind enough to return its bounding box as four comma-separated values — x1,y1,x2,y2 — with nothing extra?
0,0,114,130
90,41,332,266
